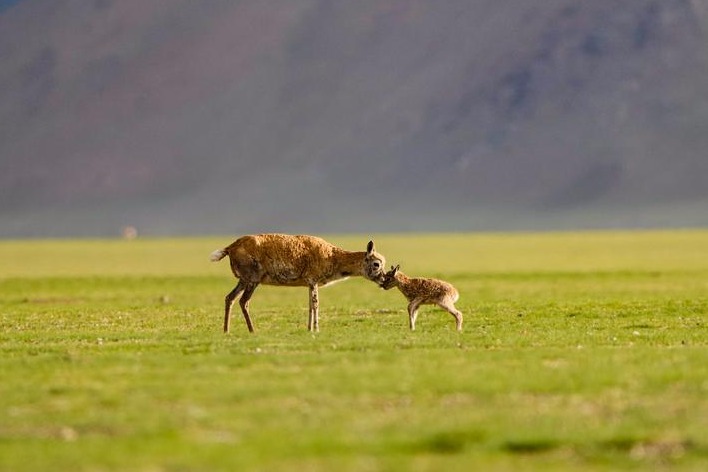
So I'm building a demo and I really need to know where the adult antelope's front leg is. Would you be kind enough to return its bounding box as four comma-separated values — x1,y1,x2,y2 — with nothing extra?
308,284,320,332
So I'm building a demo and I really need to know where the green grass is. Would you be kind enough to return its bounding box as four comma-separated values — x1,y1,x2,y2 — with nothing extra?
1,231,707,471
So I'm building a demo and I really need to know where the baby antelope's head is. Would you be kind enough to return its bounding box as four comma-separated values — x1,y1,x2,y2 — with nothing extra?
379,264,401,290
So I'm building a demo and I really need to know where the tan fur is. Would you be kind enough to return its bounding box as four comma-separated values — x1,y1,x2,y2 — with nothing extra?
211,234,386,333
380,265,462,331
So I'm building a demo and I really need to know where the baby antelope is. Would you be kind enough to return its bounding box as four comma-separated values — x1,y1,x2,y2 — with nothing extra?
380,265,463,331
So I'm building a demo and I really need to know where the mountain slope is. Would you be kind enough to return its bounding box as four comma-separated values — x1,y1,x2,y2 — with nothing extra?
1,0,707,236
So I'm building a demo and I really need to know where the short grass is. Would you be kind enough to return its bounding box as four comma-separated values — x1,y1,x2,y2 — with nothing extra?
1,231,707,471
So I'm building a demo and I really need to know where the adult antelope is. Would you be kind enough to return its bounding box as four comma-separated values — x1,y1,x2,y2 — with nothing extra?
210,234,386,333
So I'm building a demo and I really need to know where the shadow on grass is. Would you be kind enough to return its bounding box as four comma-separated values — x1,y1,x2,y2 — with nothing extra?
403,430,486,455
399,431,707,464
502,439,560,454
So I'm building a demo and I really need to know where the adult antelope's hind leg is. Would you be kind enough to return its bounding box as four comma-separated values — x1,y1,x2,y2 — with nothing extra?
224,281,245,333
239,282,258,333
308,284,320,332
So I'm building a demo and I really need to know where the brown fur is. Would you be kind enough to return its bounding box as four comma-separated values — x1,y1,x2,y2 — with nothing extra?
380,265,462,331
211,234,386,333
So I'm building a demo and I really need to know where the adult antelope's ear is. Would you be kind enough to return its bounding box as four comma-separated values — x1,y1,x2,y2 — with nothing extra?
366,241,375,255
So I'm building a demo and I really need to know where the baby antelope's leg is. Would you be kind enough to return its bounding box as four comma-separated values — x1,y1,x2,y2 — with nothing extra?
439,300,463,331
407,300,421,330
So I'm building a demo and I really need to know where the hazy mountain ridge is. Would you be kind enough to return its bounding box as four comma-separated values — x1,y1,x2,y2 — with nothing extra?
1,0,706,236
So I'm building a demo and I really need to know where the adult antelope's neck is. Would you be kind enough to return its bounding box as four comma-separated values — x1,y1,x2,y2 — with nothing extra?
333,250,367,276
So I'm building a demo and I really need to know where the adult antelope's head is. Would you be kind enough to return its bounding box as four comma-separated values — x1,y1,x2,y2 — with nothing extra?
363,240,386,282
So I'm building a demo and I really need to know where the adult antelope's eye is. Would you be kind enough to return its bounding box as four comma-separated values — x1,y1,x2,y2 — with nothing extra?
373,261,381,269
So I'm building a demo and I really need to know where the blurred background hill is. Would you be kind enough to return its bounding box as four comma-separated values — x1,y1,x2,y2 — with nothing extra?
1,0,707,237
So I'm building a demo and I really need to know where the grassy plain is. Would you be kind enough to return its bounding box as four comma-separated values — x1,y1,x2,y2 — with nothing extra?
0,231,707,471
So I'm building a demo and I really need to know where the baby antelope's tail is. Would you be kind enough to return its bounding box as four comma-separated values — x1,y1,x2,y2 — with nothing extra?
209,248,228,262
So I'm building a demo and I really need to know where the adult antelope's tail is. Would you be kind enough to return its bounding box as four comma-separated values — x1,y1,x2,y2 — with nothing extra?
209,248,227,262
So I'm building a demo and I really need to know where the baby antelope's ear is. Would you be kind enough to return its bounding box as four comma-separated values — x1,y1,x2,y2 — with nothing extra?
393,264,400,273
